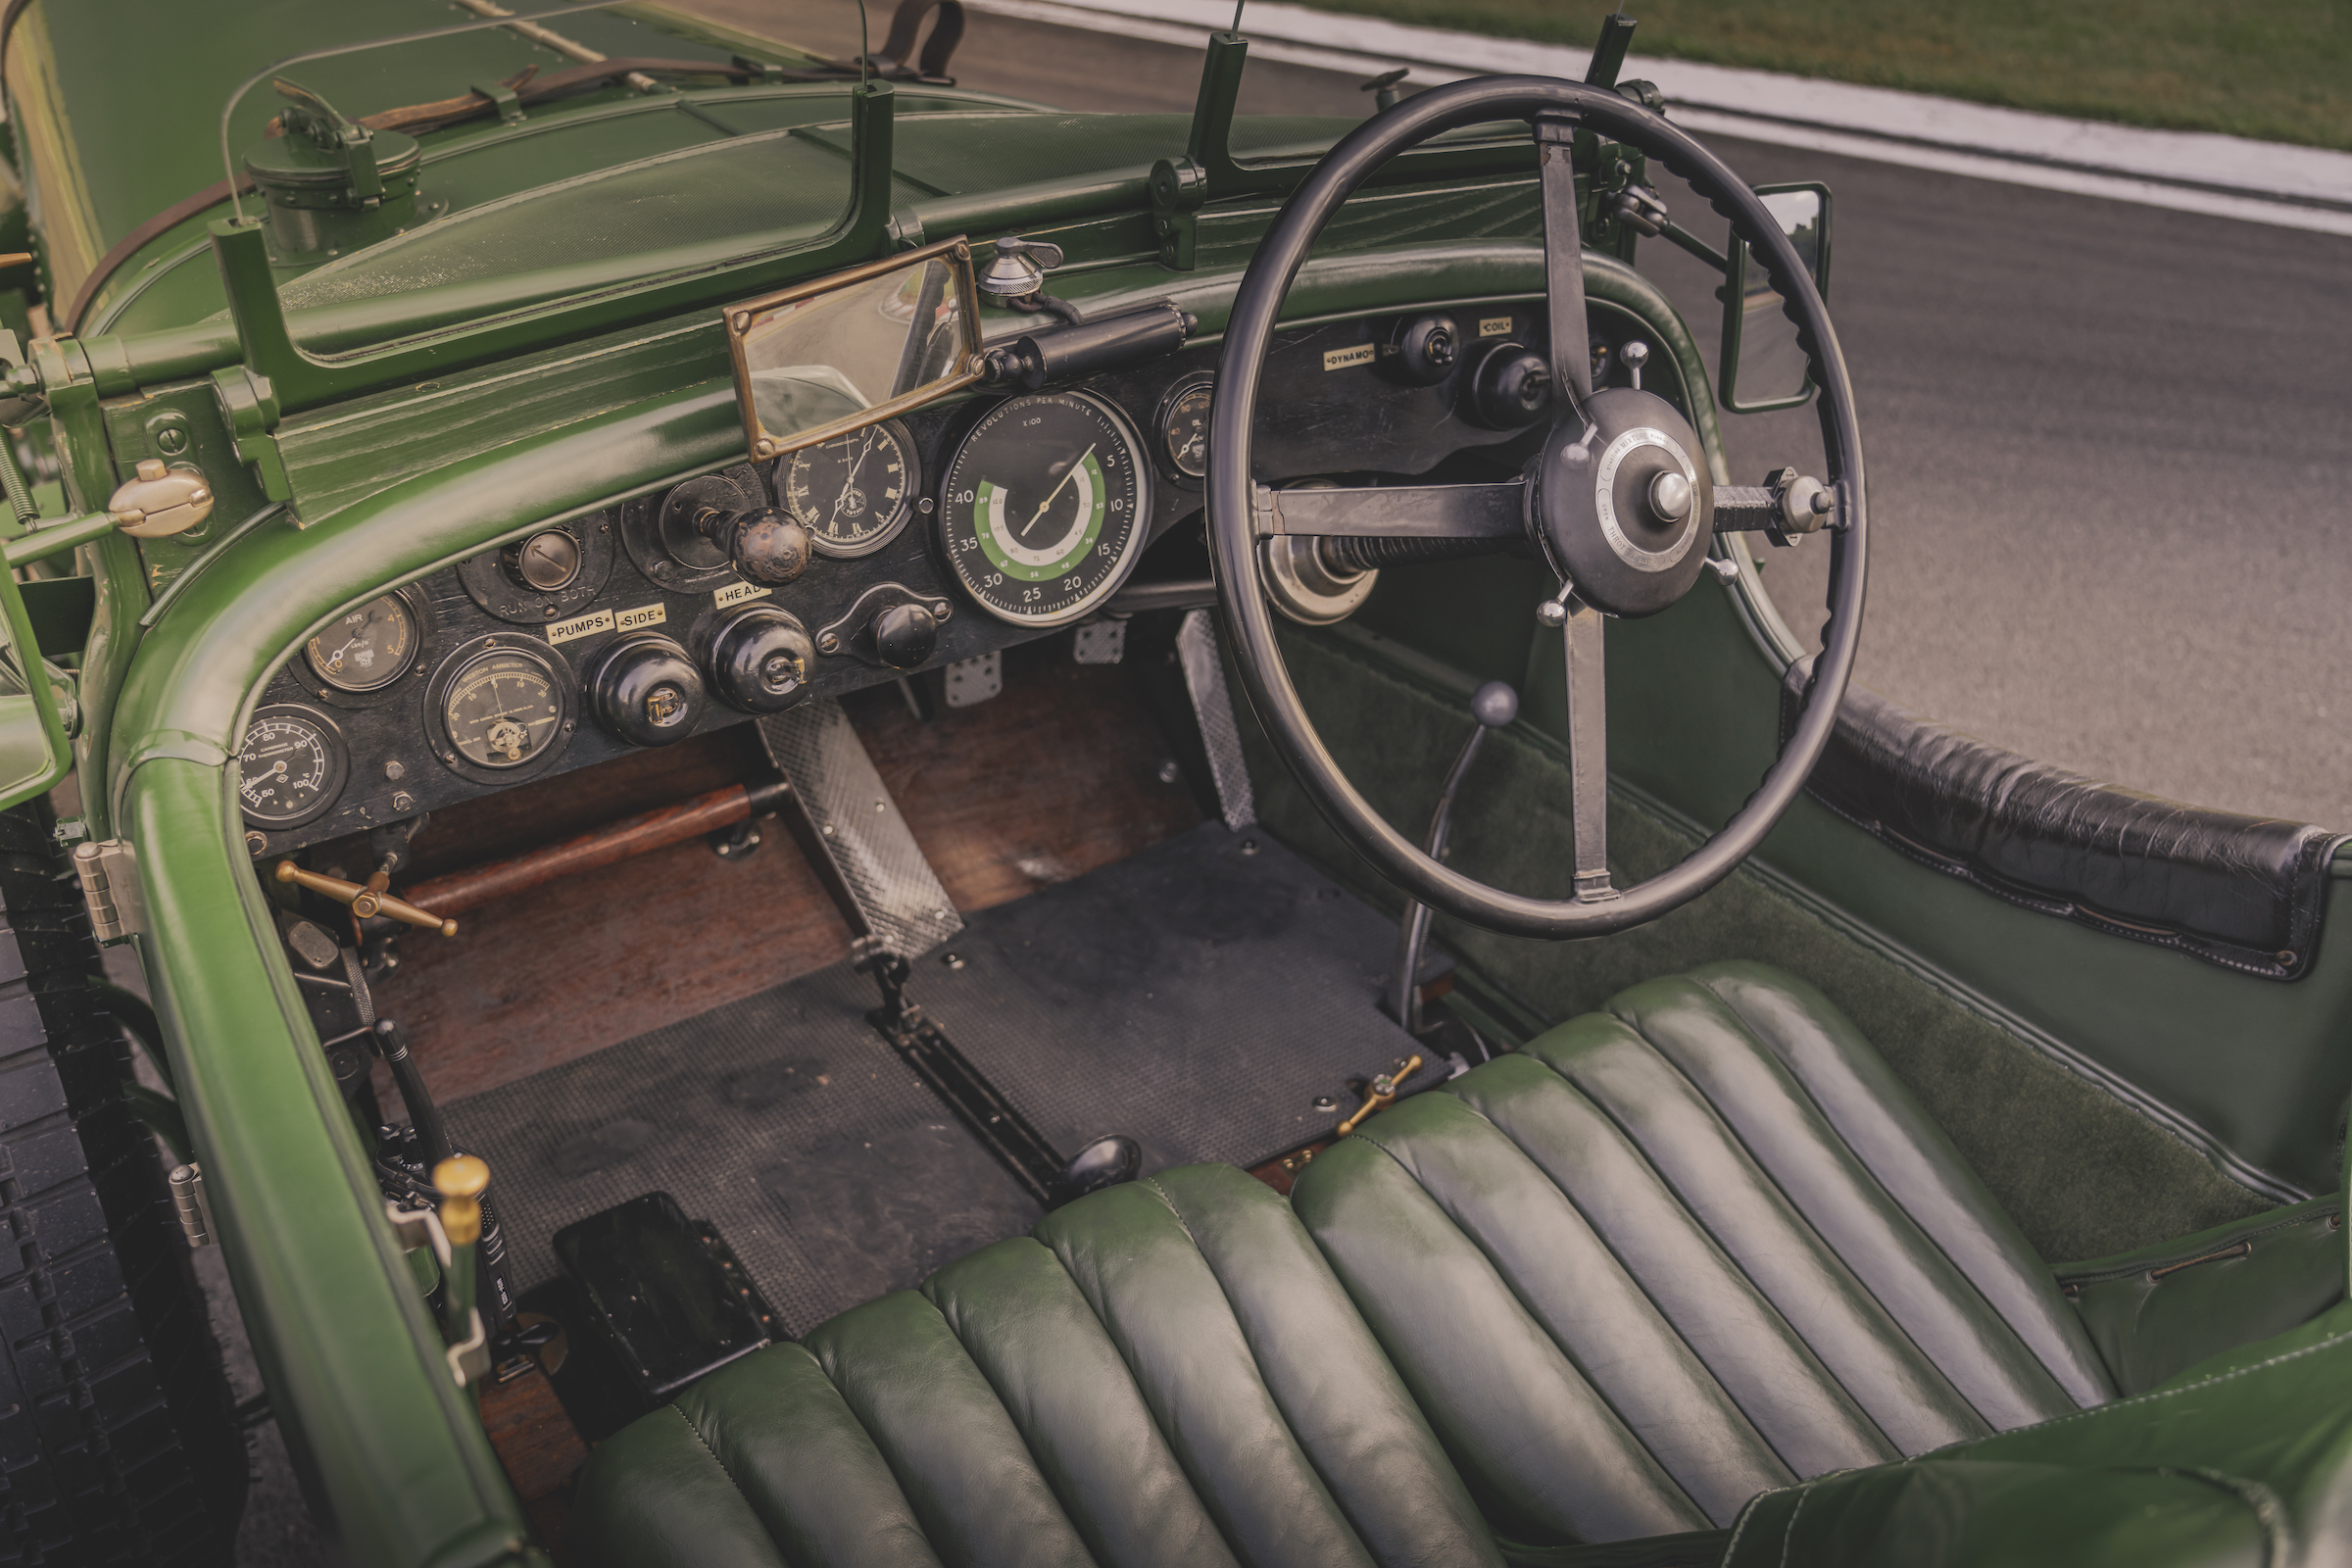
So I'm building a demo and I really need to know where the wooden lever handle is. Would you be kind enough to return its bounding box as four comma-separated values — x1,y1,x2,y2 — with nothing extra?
275,860,458,937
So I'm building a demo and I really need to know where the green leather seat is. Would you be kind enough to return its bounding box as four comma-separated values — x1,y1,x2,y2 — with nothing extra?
572,962,2117,1566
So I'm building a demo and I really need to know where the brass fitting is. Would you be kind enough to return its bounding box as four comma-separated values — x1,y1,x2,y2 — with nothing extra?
1337,1054,1423,1138
107,459,214,539
433,1154,489,1247
274,859,457,936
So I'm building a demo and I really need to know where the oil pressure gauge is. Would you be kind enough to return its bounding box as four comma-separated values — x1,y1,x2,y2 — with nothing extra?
776,419,919,559
238,705,349,829
1156,375,1214,481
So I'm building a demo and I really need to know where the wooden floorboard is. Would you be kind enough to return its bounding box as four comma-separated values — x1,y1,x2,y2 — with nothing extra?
369,642,1201,1102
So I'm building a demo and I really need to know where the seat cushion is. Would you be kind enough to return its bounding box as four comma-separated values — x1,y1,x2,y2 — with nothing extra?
1294,961,2112,1547
573,961,2111,1565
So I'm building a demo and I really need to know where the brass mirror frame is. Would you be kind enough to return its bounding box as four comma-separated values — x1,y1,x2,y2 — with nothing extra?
1718,182,1834,416
723,235,985,462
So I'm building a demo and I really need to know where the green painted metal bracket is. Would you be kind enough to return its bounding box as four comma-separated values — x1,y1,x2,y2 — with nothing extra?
210,364,291,504
203,82,902,418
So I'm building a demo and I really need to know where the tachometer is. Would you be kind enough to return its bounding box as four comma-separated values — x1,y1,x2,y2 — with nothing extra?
238,705,349,828
936,391,1152,626
305,593,419,693
777,419,919,559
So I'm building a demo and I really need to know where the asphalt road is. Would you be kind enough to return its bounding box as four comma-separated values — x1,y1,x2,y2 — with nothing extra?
690,0,2352,831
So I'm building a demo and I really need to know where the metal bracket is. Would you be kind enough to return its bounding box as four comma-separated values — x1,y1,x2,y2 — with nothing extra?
445,1306,491,1388
387,1199,453,1268
72,838,146,944
1072,620,1126,665
812,581,954,665
209,366,290,504
942,650,1001,707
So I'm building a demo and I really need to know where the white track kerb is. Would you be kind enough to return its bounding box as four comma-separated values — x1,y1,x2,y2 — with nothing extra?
968,0,2352,236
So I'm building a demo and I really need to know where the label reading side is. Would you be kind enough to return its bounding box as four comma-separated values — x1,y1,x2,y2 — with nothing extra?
1479,316,1514,337
1322,343,1377,371
713,580,773,609
614,602,667,633
546,609,613,645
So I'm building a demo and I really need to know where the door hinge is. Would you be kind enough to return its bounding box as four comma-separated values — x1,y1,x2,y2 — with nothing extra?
169,1162,216,1248
71,838,145,944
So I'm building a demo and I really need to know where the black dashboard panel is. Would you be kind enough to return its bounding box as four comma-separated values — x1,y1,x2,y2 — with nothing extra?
242,298,1674,858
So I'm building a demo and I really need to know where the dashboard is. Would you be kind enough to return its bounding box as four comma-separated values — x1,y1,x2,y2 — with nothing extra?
236,297,1660,858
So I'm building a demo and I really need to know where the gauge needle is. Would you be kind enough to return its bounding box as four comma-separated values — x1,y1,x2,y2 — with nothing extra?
832,430,877,525
1018,444,1097,543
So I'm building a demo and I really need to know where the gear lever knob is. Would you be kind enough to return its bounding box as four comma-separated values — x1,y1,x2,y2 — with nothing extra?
1470,680,1518,729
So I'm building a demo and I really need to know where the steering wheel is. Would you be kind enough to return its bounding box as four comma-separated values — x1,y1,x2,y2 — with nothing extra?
1207,75,1868,939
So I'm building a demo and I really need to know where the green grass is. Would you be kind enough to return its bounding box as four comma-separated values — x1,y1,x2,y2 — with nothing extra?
1283,0,2352,150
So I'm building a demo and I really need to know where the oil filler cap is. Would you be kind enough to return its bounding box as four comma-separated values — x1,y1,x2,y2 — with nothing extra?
589,634,708,747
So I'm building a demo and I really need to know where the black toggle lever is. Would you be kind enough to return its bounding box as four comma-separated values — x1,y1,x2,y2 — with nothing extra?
1389,680,1517,1036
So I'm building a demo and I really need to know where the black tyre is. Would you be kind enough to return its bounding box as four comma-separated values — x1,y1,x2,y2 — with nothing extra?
0,805,244,1564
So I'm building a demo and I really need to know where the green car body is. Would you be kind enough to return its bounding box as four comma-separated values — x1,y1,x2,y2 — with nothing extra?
0,3,2345,1564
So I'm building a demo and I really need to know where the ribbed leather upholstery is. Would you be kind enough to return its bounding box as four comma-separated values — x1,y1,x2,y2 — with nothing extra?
573,962,2114,1566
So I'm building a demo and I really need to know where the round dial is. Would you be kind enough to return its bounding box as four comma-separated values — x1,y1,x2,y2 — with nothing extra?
1160,381,1213,479
937,392,1152,626
237,706,348,828
305,595,417,693
441,648,565,769
504,529,582,592
778,420,918,559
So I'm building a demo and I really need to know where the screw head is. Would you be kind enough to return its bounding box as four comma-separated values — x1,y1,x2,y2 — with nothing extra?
155,426,190,456
942,952,965,970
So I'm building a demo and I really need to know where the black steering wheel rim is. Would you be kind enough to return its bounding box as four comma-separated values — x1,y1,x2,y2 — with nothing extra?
1206,74,1868,939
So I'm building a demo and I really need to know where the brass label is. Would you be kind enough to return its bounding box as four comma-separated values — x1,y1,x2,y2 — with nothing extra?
614,601,667,632
713,580,773,608
1322,343,1377,371
1479,316,1514,337
545,609,613,645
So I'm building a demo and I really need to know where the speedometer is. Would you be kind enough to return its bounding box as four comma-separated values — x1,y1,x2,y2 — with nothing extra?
936,391,1152,625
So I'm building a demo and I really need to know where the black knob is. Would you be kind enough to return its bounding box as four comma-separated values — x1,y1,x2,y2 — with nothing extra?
698,506,812,587
707,607,815,713
1383,314,1459,386
587,634,707,747
501,528,581,592
871,603,938,670
1465,341,1552,429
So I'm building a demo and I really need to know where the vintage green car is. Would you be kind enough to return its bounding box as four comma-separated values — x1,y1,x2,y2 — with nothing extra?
0,1,2342,1564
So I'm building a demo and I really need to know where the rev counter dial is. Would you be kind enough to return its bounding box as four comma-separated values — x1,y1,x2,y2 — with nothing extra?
778,419,918,559
238,706,348,829
937,391,1152,626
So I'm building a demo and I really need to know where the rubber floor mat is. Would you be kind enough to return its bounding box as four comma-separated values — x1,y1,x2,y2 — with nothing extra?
445,822,1418,1338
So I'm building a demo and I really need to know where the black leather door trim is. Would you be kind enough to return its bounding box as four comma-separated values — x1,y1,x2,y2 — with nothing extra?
1781,658,2345,980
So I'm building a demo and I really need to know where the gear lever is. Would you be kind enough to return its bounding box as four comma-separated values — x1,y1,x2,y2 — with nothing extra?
1388,680,1517,1035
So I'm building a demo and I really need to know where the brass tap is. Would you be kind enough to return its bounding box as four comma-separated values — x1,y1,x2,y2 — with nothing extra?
274,858,458,936
1337,1054,1423,1138
434,1154,489,1247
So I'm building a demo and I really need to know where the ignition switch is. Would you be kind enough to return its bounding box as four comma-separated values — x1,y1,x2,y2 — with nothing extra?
706,606,816,712
501,528,582,593
587,634,709,747
1463,341,1552,428
1381,314,1459,387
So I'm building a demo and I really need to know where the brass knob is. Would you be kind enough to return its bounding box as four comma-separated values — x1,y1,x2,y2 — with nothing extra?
433,1154,489,1247
274,859,457,937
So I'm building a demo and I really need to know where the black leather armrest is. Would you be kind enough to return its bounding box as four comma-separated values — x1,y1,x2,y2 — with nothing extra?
1781,657,2346,980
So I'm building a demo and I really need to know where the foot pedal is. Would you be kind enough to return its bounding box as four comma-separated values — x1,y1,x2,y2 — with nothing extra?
552,1193,773,1402
758,699,962,957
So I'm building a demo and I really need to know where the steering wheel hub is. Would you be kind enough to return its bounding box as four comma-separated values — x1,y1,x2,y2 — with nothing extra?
1533,386,1713,617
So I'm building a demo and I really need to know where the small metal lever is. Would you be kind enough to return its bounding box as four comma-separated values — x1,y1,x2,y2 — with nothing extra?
1388,680,1516,1035
1338,1054,1423,1137
276,859,457,936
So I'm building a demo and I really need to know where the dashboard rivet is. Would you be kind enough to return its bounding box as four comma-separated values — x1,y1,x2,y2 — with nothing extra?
384,760,405,781
390,792,415,812
943,952,965,970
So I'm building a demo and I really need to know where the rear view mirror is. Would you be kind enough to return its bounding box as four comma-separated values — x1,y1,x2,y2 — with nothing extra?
1719,183,1832,415
0,562,75,813
725,236,984,462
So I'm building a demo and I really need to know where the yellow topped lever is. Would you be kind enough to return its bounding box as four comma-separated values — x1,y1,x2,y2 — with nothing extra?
1337,1054,1423,1138
275,858,458,936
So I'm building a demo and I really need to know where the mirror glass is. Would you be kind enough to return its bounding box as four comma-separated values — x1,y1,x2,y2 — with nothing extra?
727,240,981,461
1721,185,1830,415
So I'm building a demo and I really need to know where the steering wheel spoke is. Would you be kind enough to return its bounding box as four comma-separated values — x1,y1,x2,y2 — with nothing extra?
1250,479,1528,541
1537,112,1594,414
1559,598,1616,902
